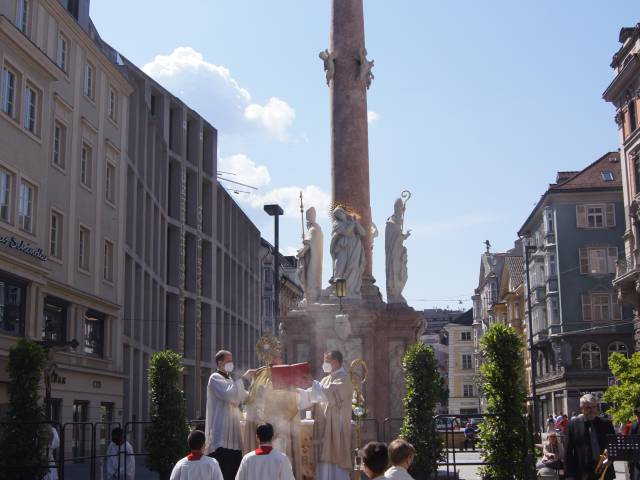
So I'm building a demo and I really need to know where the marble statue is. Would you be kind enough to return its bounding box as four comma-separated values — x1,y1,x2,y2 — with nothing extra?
357,48,375,89
385,198,411,303
319,49,335,86
330,207,366,298
296,207,324,304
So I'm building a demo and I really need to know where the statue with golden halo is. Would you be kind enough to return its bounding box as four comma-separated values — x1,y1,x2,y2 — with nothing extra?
243,334,311,479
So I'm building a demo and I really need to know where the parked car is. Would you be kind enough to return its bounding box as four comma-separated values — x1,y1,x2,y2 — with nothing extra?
435,417,462,431
470,417,483,431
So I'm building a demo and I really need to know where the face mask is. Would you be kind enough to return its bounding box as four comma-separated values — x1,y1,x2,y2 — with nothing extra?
322,362,332,373
224,362,234,373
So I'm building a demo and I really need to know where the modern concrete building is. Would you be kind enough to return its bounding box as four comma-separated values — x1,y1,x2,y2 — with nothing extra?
604,23,640,350
444,309,479,415
0,0,132,457
518,153,632,425
422,308,464,336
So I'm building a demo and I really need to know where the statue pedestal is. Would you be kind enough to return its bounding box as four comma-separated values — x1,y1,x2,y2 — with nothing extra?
281,293,423,428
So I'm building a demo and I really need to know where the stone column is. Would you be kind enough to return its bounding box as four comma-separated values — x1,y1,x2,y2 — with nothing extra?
330,0,373,280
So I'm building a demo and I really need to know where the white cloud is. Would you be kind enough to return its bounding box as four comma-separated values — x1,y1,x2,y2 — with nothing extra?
142,47,295,141
367,110,380,123
245,185,331,219
219,154,271,188
245,98,295,142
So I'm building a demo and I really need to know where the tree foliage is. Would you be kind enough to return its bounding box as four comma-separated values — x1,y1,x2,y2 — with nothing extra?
145,350,189,479
0,339,48,480
399,342,445,479
603,351,640,425
477,324,533,480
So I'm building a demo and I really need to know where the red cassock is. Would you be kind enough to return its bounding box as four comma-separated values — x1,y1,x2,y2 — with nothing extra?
270,362,312,390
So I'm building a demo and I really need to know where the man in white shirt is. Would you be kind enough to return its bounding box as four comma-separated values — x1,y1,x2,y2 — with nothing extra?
205,350,254,480
384,438,415,479
362,441,389,480
171,430,223,480
235,423,294,480
105,427,135,480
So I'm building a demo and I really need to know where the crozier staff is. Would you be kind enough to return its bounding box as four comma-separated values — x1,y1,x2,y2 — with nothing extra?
205,350,255,480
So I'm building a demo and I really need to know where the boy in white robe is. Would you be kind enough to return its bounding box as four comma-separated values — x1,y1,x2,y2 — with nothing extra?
171,430,223,480
235,423,294,480
106,427,135,480
205,350,254,480
384,438,415,479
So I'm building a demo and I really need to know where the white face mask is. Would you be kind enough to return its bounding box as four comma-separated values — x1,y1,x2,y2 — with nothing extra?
224,362,234,373
322,362,333,373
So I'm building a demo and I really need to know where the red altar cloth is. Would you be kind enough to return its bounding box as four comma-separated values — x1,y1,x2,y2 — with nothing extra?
270,362,312,390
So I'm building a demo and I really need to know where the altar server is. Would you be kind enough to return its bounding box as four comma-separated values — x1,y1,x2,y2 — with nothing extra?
205,350,254,480
170,430,223,480
235,423,294,480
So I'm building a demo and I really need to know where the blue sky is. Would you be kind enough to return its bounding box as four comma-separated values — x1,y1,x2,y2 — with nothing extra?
91,1,639,311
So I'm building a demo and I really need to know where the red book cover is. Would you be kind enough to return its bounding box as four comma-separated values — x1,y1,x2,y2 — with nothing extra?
271,362,312,390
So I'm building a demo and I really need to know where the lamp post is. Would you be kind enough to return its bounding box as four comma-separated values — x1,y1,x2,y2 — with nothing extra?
524,244,539,434
334,277,347,310
264,204,284,336
38,338,79,421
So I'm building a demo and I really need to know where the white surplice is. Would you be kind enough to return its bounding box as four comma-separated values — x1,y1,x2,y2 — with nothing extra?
205,371,248,454
105,440,135,480
170,455,223,480
235,448,294,480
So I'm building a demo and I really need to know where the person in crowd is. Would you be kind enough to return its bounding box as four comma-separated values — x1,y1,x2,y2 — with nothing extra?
564,394,616,480
106,427,135,480
556,414,569,435
204,349,254,480
627,408,640,480
298,350,353,480
235,423,294,480
463,422,476,451
384,438,415,479
361,442,388,480
547,414,557,432
536,431,563,471
43,425,60,480
171,430,223,480
570,411,579,420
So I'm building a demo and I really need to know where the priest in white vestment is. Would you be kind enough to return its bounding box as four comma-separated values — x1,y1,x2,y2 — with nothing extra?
235,422,294,480
299,350,353,480
205,350,254,480
171,430,223,480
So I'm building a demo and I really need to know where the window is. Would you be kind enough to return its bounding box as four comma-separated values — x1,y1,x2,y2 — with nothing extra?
105,162,115,204
0,169,11,222
103,240,114,282
1,67,16,117
601,171,614,182
461,331,472,341
56,33,68,72
78,226,90,271
579,247,617,275
49,211,62,259
108,88,117,121
53,121,66,168
67,0,79,18
0,278,26,336
463,384,475,398
23,85,37,133
83,311,104,356
16,0,28,34
608,341,628,358
582,293,622,322
576,204,615,229
18,181,34,233
42,298,67,343
581,342,601,370
462,354,473,369
84,63,95,100
80,143,92,187
630,99,638,133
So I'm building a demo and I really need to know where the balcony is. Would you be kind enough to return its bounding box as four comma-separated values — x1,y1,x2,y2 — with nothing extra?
616,256,637,279
614,255,640,307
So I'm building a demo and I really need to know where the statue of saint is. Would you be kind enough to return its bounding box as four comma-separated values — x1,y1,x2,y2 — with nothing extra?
385,198,411,303
329,207,366,298
296,207,323,304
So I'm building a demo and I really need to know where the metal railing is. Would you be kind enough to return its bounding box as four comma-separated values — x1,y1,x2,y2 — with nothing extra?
616,255,637,278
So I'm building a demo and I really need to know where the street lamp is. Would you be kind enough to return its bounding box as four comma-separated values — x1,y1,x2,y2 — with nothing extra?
37,338,79,421
524,243,539,435
334,277,347,311
264,204,284,336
